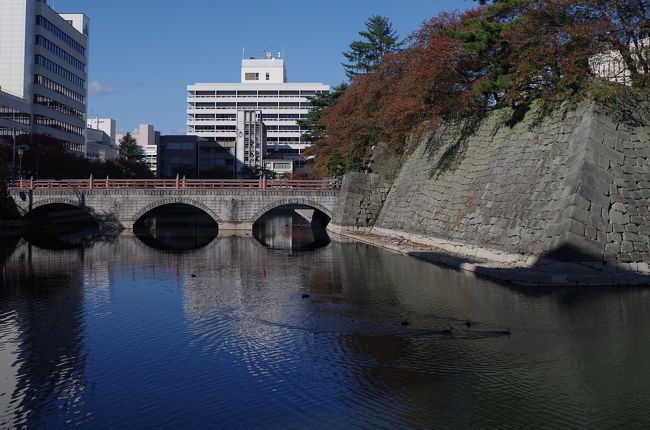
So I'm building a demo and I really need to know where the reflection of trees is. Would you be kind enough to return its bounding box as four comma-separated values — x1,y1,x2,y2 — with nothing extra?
1,243,88,428
2,232,650,428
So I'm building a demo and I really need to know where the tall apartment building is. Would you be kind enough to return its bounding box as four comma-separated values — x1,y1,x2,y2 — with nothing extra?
235,110,266,176
187,53,329,172
0,0,89,154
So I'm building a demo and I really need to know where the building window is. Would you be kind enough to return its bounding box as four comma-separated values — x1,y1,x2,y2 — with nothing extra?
34,114,84,136
34,95,84,119
34,75,85,103
35,15,86,55
266,73,270,80
35,55,86,88
35,35,86,72
245,73,259,81
0,106,31,125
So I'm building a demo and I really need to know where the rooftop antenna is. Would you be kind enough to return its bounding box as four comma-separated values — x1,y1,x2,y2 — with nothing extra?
242,47,245,59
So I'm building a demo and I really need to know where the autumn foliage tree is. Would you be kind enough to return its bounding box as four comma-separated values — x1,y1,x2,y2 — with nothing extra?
307,0,649,177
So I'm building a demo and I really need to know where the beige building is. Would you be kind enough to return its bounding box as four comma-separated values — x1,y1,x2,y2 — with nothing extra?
115,123,159,174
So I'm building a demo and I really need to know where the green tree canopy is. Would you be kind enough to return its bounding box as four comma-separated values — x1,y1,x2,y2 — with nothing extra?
342,15,403,80
118,132,144,163
448,0,531,101
297,84,348,143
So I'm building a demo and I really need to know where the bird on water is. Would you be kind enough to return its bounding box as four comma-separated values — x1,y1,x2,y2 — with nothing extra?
302,294,310,299
401,320,409,326
465,320,472,328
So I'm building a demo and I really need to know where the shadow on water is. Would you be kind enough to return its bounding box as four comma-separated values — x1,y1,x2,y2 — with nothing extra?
133,203,218,251
19,204,105,250
253,205,331,252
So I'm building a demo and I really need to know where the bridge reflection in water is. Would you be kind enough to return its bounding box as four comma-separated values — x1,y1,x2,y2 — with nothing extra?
253,205,331,251
3,217,650,429
133,203,219,251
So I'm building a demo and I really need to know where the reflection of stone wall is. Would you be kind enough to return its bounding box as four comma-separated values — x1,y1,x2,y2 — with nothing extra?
331,96,650,269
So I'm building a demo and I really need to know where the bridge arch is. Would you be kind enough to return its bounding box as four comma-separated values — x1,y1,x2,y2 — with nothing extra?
249,198,333,224
23,197,102,220
131,198,222,224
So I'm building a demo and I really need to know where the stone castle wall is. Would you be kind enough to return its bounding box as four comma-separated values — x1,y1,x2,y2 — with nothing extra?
330,95,650,270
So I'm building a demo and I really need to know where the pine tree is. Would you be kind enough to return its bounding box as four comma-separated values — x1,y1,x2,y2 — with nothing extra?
342,15,403,80
297,84,348,143
118,132,144,162
325,148,345,177
448,0,531,102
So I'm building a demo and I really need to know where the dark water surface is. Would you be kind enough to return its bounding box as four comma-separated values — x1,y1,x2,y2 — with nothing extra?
1,211,650,429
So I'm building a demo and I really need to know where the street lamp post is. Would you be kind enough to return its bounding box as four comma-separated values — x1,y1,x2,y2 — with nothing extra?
17,145,28,180
17,147,24,180
11,128,16,178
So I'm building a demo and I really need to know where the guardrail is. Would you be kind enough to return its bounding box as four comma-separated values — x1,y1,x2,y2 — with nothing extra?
8,178,341,191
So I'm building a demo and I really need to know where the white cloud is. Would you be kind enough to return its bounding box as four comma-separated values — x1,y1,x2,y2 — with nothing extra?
89,80,117,96
119,81,145,88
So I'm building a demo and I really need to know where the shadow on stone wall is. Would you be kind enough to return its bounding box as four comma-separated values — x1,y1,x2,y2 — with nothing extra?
409,244,650,287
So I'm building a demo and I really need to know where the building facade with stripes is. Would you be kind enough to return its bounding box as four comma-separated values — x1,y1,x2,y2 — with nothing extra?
0,0,88,154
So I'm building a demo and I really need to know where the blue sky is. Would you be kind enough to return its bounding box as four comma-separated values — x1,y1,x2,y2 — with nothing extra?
53,0,476,134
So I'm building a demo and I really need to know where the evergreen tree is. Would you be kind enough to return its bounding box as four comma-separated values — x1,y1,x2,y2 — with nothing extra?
342,15,403,80
448,0,531,102
297,84,348,142
118,132,144,163
325,148,345,177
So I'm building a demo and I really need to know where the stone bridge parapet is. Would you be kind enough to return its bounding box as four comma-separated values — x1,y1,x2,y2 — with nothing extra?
9,188,339,230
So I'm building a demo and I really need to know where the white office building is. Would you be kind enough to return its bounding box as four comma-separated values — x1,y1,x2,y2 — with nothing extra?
591,37,649,86
187,53,329,172
0,0,89,154
86,118,117,161
87,117,116,146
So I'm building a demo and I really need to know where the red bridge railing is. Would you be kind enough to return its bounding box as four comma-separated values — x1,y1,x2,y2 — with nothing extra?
8,178,341,191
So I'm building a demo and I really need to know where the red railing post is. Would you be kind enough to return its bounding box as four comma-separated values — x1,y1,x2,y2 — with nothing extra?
19,179,23,189
175,174,180,190
88,174,94,190
182,175,186,189
29,176,34,191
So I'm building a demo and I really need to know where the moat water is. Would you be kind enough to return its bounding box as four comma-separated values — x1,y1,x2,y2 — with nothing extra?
1,207,650,429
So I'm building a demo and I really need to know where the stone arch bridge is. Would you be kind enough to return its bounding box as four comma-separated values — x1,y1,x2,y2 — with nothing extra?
9,179,340,230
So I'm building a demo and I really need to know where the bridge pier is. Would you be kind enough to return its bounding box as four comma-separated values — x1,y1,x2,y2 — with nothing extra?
119,220,135,230
217,221,253,231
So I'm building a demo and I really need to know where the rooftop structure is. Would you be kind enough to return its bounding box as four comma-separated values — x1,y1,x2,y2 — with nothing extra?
187,52,329,173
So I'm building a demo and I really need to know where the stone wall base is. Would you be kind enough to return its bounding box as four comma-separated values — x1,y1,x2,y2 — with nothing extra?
328,223,650,287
